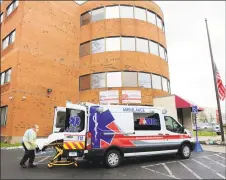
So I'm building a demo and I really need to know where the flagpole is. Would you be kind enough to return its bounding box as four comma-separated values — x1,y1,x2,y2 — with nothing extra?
205,18,225,142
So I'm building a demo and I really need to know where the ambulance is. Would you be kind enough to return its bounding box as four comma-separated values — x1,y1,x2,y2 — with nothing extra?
52,102,195,168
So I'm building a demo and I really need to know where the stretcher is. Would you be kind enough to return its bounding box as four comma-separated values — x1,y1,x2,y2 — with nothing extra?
36,133,79,168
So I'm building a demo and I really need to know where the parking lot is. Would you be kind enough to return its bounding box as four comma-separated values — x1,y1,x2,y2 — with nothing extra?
1,148,225,179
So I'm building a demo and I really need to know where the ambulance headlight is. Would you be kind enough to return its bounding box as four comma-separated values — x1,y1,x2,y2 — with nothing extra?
162,109,167,114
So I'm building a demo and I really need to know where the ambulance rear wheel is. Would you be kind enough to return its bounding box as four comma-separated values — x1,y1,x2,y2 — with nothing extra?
105,150,122,168
180,144,191,159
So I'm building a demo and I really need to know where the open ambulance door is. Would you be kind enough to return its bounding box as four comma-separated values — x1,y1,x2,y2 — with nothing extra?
52,106,66,133
64,103,87,151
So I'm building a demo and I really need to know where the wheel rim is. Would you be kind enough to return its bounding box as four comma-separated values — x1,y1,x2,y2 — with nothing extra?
108,153,119,166
183,146,190,157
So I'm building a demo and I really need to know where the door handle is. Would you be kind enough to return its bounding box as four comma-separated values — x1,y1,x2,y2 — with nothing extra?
165,134,169,135
158,133,163,135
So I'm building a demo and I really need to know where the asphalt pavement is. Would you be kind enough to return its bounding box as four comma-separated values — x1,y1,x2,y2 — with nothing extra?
1,148,225,179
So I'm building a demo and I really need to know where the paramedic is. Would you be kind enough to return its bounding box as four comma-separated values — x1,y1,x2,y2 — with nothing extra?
20,125,39,168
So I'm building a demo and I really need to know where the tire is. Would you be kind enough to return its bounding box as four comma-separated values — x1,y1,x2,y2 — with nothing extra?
104,150,122,168
179,144,191,159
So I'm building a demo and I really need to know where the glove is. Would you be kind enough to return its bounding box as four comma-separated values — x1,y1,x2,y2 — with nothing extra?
35,147,41,153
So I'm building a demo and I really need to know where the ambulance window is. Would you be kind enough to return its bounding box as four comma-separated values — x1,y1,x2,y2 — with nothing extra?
56,111,66,128
65,109,85,132
164,116,182,133
134,113,161,131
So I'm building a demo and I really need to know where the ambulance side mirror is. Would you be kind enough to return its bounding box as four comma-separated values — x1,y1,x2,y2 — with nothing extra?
181,126,185,133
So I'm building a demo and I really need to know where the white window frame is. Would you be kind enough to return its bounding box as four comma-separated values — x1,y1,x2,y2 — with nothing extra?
2,30,16,50
0,12,3,23
1,68,12,85
6,0,19,17
0,106,8,126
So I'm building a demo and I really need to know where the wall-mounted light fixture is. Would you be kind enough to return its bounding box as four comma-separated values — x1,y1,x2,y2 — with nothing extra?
47,88,52,93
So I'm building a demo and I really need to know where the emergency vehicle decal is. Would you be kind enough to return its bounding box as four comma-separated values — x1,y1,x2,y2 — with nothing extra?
89,106,191,150
63,141,85,150
89,106,116,148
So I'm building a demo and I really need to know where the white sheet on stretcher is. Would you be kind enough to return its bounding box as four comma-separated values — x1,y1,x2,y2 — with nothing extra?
36,133,64,150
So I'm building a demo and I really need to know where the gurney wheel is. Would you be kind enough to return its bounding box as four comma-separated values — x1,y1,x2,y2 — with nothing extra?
47,163,53,168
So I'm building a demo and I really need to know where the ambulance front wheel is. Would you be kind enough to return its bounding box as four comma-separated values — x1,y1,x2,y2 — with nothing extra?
179,144,191,159
104,150,122,168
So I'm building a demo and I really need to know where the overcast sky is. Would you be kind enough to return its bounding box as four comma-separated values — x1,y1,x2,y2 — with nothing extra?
155,1,225,113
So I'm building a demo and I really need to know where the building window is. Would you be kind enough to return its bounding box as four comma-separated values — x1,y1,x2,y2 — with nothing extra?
92,38,105,54
79,75,91,91
136,38,149,53
159,45,166,60
120,5,134,18
0,12,3,23
81,11,91,26
91,73,106,89
168,80,171,93
107,72,122,87
80,42,90,57
157,16,164,31
121,37,135,51
106,5,119,19
1,68,12,85
149,41,159,56
0,106,8,126
147,10,156,25
134,112,161,131
162,77,168,92
92,7,105,22
134,7,146,21
6,0,19,17
165,50,168,62
152,74,162,90
138,72,151,88
122,72,138,87
2,30,16,50
80,36,168,60
106,37,120,51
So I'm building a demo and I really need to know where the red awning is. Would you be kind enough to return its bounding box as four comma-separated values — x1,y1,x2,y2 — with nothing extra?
175,95,204,111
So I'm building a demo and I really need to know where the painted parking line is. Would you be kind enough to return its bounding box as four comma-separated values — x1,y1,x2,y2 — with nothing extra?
141,153,225,179
191,159,226,179
215,154,226,159
178,161,202,179
142,166,180,179
141,153,221,168
162,163,177,179
36,156,51,164
204,156,226,168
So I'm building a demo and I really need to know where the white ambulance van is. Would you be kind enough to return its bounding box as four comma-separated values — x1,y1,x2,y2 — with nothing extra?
52,102,194,168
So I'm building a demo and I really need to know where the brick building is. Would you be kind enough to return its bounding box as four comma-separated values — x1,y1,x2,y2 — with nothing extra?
0,0,170,142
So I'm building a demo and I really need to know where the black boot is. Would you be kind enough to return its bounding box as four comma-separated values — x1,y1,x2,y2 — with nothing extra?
28,164,37,168
20,162,27,168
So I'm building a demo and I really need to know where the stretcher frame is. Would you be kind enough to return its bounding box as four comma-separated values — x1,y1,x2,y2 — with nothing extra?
44,141,78,168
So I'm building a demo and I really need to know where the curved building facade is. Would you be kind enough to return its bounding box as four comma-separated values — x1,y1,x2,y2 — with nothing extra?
0,1,170,141
78,1,170,105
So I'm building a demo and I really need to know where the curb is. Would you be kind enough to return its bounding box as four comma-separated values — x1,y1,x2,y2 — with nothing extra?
200,141,226,146
0,146,23,150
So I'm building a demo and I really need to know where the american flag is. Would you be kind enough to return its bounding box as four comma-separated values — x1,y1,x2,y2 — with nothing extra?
215,63,226,101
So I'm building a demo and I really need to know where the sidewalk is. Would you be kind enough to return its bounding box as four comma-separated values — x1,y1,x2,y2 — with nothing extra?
198,135,226,144
201,144,226,153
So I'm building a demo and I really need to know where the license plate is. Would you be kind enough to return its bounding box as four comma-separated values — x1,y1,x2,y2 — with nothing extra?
69,152,77,157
